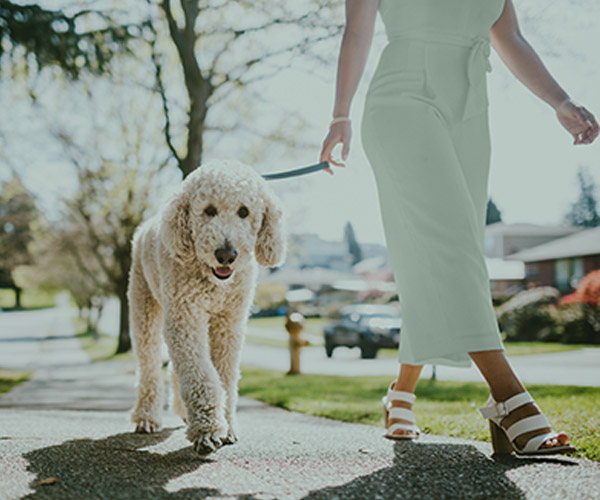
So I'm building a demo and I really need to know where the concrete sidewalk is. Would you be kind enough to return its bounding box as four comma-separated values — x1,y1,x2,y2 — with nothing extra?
2,401,599,500
1,307,599,499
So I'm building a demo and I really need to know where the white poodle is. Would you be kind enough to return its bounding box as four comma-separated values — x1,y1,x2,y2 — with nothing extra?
127,158,287,454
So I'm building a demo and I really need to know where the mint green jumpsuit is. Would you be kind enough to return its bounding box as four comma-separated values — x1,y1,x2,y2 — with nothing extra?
360,0,507,367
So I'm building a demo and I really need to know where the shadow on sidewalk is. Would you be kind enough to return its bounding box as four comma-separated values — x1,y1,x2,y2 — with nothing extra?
21,428,261,500
303,440,577,499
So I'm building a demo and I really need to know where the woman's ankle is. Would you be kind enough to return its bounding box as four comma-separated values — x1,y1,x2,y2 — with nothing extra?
491,382,526,403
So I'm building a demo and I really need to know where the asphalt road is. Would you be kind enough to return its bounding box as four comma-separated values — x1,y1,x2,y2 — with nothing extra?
92,297,600,386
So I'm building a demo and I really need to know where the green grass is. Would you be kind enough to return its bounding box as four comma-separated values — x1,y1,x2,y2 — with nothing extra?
502,341,597,356
238,366,600,462
73,318,135,363
245,336,591,357
247,317,595,355
248,316,326,338
0,369,31,396
75,330,135,363
0,289,56,310
245,335,289,348
376,341,593,358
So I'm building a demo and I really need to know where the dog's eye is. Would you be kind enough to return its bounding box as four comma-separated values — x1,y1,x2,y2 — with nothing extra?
238,206,249,218
204,205,217,216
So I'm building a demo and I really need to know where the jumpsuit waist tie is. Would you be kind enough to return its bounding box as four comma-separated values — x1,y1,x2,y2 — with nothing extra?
387,29,493,121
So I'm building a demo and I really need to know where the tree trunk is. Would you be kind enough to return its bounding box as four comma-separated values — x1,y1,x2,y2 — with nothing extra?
115,285,131,354
14,286,22,309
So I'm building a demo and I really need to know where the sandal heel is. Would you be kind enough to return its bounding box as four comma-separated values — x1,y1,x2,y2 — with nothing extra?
489,420,513,455
479,391,577,456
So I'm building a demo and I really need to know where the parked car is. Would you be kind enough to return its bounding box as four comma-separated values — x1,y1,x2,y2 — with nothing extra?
323,303,402,359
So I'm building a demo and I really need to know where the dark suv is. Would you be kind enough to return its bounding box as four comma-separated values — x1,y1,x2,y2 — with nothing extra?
324,303,402,359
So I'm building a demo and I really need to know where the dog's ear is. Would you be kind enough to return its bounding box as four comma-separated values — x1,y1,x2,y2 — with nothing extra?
254,183,287,267
159,189,194,265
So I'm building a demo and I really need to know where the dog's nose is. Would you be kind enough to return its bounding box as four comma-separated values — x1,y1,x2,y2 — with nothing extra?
215,247,237,265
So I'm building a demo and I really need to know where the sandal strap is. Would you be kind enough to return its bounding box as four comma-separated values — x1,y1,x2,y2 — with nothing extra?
386,382,416,404
521,430,560,453
387,422,420,434
479,391,534,419
505,413,551,443
388,407,416,423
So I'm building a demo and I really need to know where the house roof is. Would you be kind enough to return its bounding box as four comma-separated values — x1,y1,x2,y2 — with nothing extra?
485,221,580,237
504,226,600,262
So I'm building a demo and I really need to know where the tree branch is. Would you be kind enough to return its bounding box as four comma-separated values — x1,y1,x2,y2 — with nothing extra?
149,28,181,163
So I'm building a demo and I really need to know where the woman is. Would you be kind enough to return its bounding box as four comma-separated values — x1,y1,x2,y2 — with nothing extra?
319,0,598,456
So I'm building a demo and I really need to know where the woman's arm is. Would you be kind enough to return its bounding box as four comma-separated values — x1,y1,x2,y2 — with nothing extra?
491,0,598,145
320,0,379,172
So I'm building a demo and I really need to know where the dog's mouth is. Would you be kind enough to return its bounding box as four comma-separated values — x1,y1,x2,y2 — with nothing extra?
211,266,233,280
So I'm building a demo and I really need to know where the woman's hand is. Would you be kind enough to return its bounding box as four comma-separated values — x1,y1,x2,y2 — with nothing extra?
320,121,351,175
555,98,599,145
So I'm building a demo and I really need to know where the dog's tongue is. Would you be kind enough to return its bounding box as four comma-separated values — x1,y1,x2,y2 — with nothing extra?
215,266,232,277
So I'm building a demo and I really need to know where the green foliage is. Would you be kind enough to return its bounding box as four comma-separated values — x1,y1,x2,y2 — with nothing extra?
0,369,30,395
73,319,134,363
497,286,600,344
0,288,55,309
239,367,600,461
0,0,142,78
564,166,600,228
552,302,600,344
500,303,557,342
0,175,40,305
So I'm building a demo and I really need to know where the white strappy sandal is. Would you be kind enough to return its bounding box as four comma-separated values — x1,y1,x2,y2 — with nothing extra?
479,391,577,456
382,381,421,440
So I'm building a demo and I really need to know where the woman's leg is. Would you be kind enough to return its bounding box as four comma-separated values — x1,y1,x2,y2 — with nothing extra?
387,363,423,436
469,349,570,449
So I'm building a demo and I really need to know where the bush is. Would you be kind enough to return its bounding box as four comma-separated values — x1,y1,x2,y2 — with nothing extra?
500,303,558,342
553,302,600,344
496,287,560,341
559,269,600,307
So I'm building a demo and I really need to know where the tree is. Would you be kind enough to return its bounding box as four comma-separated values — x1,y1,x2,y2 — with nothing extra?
485,197,502,225
343,220,362,265
4,0,345,351
149,0,344,178
0,0,141,78
20,63,171,352
0,174,39,308
19,216,110,338
564,166,600,228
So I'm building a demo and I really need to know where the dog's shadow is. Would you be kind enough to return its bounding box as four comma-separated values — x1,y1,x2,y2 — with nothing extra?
20,427,260,500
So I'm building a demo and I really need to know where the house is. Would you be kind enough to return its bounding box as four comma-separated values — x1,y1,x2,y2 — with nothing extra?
503,225,600,293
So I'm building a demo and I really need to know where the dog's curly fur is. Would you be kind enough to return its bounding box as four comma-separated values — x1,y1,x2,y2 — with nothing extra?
127,158,287,454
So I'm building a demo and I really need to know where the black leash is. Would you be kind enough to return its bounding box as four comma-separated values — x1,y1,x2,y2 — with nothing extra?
261,161,330,180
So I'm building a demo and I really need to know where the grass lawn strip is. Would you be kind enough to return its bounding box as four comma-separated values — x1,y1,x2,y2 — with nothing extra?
239,366,600,462
246,317,595,356
0,369,31,396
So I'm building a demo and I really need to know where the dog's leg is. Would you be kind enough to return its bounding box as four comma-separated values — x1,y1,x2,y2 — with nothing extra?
163,307,228,455
129,260,164,433
169,365,188,424
208,316,245,446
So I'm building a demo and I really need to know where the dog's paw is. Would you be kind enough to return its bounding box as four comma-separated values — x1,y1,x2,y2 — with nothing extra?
221,430,238,446
134,418,162,434
193,432,226,455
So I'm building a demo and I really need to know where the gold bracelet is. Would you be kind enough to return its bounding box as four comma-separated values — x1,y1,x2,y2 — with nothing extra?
330,116,351,127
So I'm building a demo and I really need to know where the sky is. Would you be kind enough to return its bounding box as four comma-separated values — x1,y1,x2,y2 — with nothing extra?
1,0,599,247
